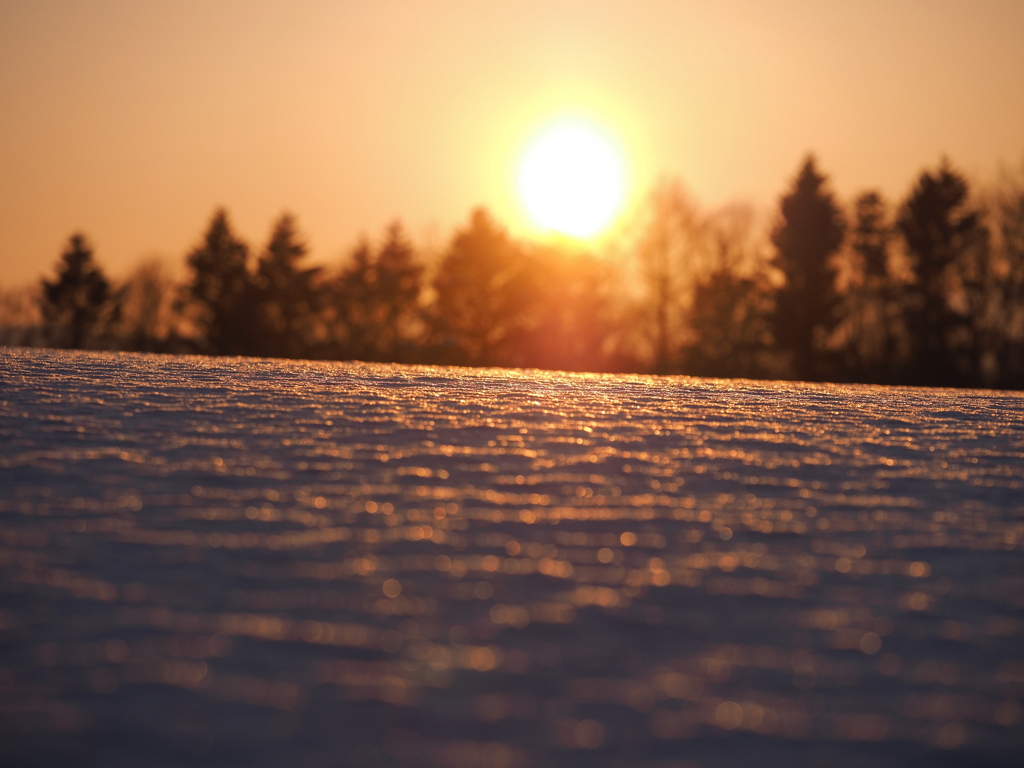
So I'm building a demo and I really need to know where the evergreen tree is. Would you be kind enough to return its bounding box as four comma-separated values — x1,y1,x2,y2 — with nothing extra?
372,223,424,360
183,209,255,356
255,213,321,359
332,222,423,362
40,233,119,349
770,156,845,380
852,192,890,279
333,239,377,360
430,208,535,366
839,191,903,381
896,161,988,385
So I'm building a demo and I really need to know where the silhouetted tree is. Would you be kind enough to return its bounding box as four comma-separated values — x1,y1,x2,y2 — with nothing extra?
373,223,424,360
987,165,1024,386
632,182,706,374
430,209,536,366
0,285,43,347
836,191,905,381
332,222,423,362
22,156,1021,387
896,161,988,385
770,156,845,380
255,213,322,359
182,209,255,356
684,208,775,378
119,257,178,352
331,239,376,359
40,233,120,349
686,271,773,378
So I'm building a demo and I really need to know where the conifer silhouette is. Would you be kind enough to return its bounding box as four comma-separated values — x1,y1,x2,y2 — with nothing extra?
770,156,845,380
183,209,255,356
40,233,119,349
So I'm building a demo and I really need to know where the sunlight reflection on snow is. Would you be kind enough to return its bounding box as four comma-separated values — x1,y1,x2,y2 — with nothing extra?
0,348,1022,766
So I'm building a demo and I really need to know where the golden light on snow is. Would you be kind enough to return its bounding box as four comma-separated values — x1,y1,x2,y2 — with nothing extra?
4,349,1024,762
516,116,628,239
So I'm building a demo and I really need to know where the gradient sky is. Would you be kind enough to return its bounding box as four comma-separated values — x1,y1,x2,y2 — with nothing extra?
2,0,1024,286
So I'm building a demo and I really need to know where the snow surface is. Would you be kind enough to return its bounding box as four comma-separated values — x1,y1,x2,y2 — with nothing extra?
1,347,1022,767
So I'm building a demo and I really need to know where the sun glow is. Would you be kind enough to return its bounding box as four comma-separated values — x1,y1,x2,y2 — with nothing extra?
516,116,628,239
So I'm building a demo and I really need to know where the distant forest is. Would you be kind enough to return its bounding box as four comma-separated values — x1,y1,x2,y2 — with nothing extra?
3,155,1024,390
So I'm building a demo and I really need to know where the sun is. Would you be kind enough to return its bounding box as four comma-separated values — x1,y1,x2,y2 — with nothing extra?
516,116,627,240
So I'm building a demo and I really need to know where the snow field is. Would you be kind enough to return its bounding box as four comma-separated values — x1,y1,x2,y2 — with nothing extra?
1,347,1022,767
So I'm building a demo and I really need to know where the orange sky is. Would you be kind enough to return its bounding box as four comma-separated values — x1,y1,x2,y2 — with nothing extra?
2,0,1024,287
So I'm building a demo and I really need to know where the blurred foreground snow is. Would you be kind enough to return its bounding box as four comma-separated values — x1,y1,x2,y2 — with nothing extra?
1,348,1022,767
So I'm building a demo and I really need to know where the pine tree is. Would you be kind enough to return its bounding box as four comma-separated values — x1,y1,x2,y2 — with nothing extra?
430,208,534,366
332,222,423,362
770,156,845,380
896,161,987,385
40,233,119,349
183,209,255,356
333,240,376,360
255,213,321,358
840,191,902,381
372,223,423,360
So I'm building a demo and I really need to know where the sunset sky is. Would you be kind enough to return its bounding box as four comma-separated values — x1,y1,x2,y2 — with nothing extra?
2,0,1024,286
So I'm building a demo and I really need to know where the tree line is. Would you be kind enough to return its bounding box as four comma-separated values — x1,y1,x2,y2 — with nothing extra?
4,155,1024,389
